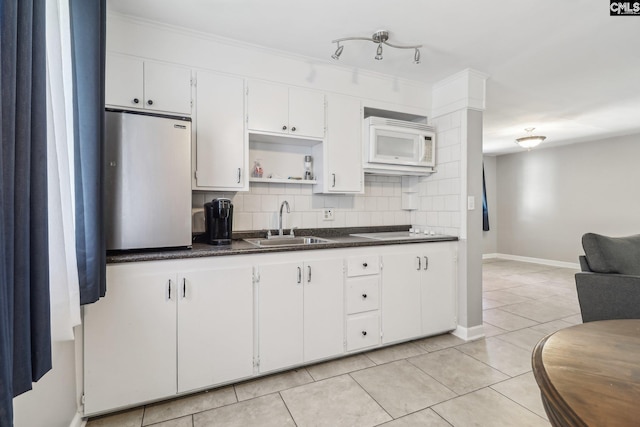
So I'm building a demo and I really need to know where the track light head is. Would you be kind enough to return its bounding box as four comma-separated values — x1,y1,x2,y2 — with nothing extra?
375,43,383,60
331,43,343,60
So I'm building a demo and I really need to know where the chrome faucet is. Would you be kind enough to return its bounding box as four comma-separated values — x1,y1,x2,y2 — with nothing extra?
279,200,290,236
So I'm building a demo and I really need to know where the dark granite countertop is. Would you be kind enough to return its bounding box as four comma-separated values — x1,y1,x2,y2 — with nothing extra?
106,225,459,264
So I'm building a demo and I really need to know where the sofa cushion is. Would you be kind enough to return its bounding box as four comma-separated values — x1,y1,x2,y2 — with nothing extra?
582,233,640,275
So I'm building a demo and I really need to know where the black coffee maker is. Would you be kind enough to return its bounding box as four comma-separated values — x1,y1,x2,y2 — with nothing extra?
204,198,233,245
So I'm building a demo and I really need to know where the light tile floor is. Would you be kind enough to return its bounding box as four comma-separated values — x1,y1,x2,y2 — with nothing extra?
87,259,581,427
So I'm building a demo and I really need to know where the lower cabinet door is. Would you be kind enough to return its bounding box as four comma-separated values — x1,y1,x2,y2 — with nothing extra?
177,266,254,393
84,265,177,415
258,262,304,373
346,313,380,351
303,258,344,362
381,253,422,344
421,246,457,336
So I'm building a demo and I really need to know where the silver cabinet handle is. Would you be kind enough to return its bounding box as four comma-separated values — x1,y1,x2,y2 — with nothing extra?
424,256,429,270
297,266,302,284
361,330,367,336
362,262,368,268
168,279,172,300
291,126,296,132
147,99,153,106
362,293,368,299
416,256,421,270
307,265,312,283
182,278,186,298
133,98,139,104
282,125,287,131
237,167,241,183
332,173,336,187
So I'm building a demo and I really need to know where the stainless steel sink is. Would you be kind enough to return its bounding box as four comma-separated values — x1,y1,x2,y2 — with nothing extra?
244,236,335,247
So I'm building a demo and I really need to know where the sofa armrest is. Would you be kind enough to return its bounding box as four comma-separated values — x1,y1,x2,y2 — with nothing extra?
575,272,640,322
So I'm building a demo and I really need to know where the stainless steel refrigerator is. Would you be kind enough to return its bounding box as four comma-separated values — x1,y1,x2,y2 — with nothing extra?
105,109,192,250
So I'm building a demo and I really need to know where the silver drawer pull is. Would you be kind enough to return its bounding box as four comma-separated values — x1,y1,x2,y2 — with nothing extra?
416,256,421,270
362,293,367,299
307,265,312,283
297,266,302,284
424,256,429,270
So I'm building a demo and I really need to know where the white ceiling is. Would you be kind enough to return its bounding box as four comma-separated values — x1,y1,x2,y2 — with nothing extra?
107,0,640,155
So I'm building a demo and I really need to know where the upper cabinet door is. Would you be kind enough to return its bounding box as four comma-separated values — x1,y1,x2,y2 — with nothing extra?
247,81,289,134
323,94,363,193
288,88,325,139
247,81,325,139
105,54,144,109
144,62,192,115
105,54,192,115
194,71,247,191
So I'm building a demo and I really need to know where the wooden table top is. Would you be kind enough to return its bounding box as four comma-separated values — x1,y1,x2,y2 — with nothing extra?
532,319,640,427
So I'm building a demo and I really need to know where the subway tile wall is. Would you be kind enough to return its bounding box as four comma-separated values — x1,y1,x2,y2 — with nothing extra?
193,175,412,233
411,109,462,237
193,110,463,236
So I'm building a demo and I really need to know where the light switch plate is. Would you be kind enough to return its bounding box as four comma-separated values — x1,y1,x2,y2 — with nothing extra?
467,196,475,210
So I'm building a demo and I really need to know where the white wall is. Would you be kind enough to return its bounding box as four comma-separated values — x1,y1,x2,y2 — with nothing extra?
482,155,498,254
13,341,79,427
496,132,640,263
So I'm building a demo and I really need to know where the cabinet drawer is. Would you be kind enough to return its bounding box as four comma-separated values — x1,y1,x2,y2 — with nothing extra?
346,276,379,314
346,255,379,277
346,313,380,351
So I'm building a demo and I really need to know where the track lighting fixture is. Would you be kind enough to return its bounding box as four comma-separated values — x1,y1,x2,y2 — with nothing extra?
331,30,422,64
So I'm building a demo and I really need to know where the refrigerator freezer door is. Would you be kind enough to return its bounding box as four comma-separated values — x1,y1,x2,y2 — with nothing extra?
106,111,192,250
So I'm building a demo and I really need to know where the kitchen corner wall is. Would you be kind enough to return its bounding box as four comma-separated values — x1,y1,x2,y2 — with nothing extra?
193,175,412,232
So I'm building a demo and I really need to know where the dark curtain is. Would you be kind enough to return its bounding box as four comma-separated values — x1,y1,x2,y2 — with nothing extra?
69,0,107,305
0,0,51,424
482,165,490,231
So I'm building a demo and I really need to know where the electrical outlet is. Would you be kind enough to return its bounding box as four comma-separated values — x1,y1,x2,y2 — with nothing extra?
323,208,335,221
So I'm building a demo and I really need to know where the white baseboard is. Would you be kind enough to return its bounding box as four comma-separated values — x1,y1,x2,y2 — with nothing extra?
490,253,580,270
69,412,86,427
452,325,484,341
482,253,498,260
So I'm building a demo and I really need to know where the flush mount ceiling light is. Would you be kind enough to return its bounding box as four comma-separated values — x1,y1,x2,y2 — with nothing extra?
331,30,422,64
515,127,547,150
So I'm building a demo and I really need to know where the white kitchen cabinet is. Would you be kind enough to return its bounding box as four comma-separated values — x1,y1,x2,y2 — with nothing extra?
247,81,325,139
83,265,177,415
381,243,457,345
177,266,254,393
257,257,343,373
193,71,247,191
381,253,422,344
106,54,192,115
420,245,457,336
84,260,255,415
314,94,363,193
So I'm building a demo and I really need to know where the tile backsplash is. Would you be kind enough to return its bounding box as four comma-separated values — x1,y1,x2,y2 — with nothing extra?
193,175,411,233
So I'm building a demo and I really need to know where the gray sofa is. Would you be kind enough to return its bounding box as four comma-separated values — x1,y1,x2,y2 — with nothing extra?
575,233,640,322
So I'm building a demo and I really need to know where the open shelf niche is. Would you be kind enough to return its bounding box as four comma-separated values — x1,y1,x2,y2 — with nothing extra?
248,133,322,185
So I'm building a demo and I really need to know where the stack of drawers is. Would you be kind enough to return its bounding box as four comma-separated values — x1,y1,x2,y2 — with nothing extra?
345,255,381,352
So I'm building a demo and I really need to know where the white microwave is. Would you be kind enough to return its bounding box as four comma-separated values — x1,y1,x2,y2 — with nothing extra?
363,117,436,175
